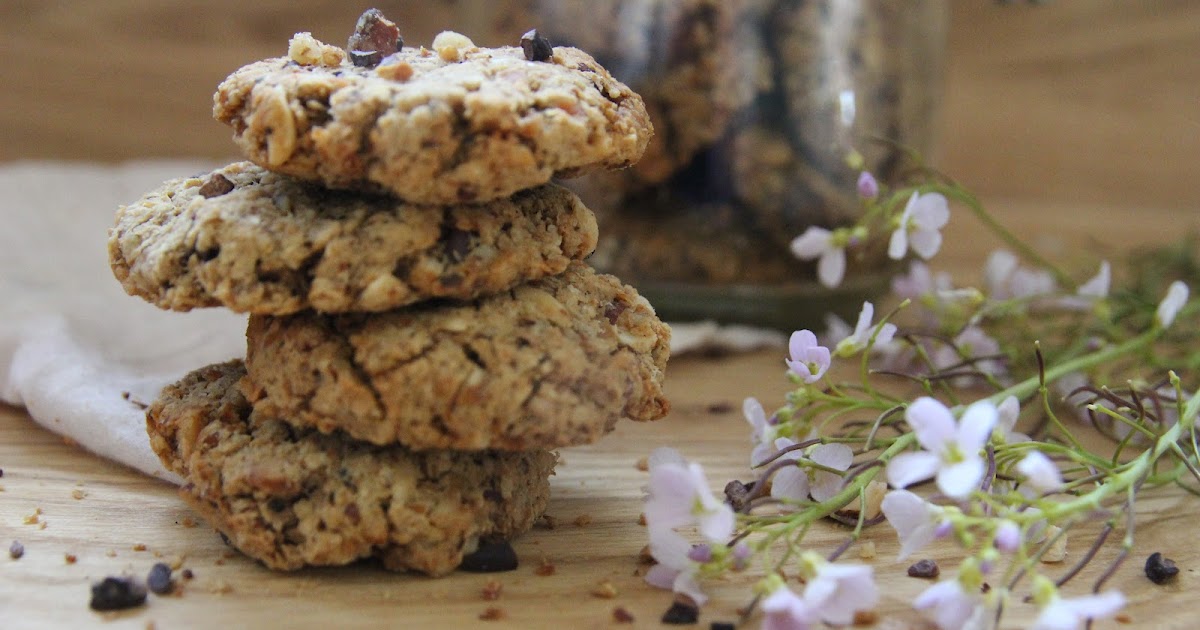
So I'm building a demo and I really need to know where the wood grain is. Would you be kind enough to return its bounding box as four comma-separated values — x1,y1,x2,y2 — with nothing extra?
1,1,1197,210
1,343,1196,629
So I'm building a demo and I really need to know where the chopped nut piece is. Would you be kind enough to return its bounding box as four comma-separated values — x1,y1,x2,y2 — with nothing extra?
1115,612,1133,624
637,513,647,526
907,559,939,579
132,543,147,552
181,517,197,528
376,59,414,82
591,580,618,599
347,8,402,68
479,606,506,621
853,610,879,625
432,31,474,62
65,553,77,564
23,508,41,525
612,606,635,623
574,514,593,527
169,555,186,570
638,545,655,564
197,173,235,199
9,540,23,559
519,29,553,62
287,32,345,67
181,569,195,580
481,579,503,601
534,557,556,576
635,457,649,472
71,489,86,500
539,514,558,530
706,401,734,414
1041,526,1068,563
858,541,876,560
210,579,233,594
106,549,117,558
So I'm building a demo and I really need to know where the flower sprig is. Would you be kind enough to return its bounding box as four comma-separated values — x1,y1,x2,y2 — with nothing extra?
640,160,1197,629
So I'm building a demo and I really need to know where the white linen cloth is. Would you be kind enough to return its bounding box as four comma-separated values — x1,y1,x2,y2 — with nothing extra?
0,162,784,482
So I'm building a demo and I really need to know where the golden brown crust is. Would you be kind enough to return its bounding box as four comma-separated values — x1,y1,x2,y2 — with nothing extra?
147,361,555,575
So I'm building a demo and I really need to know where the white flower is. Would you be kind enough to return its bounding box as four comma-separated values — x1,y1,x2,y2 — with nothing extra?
887,398,998,499
791,227,847,288
769,438,854,504
798,552,880,625
1156,280,1189,328
834,301,898,357
744,397,779,467
932,326,1005,384
913,578,987,630
644,447,735,541
1016,451,1063,493
995,395,1030,443
1031,579,1125,630
1076,261,1111,299
786,330,831,384
889,191,950,260
822,312,853,347
984,250,1057,301
761,584,816,630
881,489,949,559
644,527,709,605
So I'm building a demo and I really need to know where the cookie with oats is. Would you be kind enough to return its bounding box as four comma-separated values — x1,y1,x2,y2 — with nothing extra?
108,162,598,315
213,29,653,204
147,360,555,575
241,262,671,450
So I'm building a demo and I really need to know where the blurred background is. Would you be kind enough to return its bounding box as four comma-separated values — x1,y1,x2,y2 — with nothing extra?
1,1,1195,212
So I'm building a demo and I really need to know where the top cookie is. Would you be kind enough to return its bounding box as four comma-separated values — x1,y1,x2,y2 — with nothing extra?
213,29,653,204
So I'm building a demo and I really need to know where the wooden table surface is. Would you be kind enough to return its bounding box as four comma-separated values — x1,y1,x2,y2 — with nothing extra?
2,200,1198,628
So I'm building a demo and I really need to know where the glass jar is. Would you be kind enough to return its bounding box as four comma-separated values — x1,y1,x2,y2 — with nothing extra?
463,1,947,330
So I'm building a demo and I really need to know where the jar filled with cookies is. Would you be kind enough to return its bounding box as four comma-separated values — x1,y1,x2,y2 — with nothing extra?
493,0,948,330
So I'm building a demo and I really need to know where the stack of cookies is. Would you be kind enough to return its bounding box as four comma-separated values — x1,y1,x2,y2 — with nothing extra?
107,10,669,576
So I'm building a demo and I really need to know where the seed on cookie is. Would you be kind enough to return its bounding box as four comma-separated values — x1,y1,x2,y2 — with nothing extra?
432,31,475,62
347,8,402,68
520,29,554,62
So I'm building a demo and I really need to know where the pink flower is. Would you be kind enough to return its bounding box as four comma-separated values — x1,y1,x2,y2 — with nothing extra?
791,227,847,288
888,192,949,260
761,584,816,630
644,447,735,541
857,171,880,199
994,519,1021,553
786,330,831,384
881,489,949,559
834,301,898,357
1156,280,1189,328
984,250,1057,300
798,552,880,625
1031,578,1125,630
644,527,709,605
886,398,998,499
913,578,987,630
744,397,779,467
1016,451,1063,493
769,438,854,504
931,326,1005,383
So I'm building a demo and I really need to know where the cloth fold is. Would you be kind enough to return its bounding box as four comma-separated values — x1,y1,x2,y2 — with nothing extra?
0,161,783,481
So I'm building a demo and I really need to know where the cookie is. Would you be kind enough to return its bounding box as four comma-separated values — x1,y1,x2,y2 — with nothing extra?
213,30,653,204
147,361,555,575
108,162,598,315
241,262,671,450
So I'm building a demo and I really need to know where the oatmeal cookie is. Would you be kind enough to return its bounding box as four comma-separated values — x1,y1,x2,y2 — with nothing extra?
213,31,652,204
242,262,671,450
108,162,598,315
147,361,555,575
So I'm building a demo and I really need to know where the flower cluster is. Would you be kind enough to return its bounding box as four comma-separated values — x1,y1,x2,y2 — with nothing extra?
639,163,1198,628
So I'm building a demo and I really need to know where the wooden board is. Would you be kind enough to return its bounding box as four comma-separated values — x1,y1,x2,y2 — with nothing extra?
1,344,1197,629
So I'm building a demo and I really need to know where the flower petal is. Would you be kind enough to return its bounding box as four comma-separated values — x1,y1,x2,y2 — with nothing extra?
909,228,944,260
1156,280,1189,328
888,225,909,260
887,451,941,489
956,400,999,452
1016,450,1063,493
771,466,810,502
697,503,736,542
790,227,832,259
810,443,853,471
936,456,985,499
818,247,847,288
906,397,957,452
1076,261,1111,298
1059,591,1126,620
743,397,767,432
996,396,1020,433
913,193,950,229
644,563,679,590
645,466,697,528
672,570,709,607
648,446,686,469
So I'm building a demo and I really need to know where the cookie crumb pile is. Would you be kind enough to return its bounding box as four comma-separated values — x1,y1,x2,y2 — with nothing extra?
107,9,667,576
